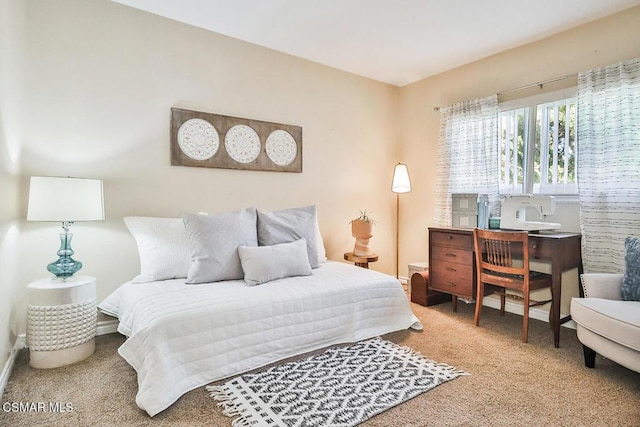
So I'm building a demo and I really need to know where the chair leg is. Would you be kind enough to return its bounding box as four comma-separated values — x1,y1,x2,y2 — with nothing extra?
522,293,530,343
500,292,506,316
583,345,596,368
474,283,484,326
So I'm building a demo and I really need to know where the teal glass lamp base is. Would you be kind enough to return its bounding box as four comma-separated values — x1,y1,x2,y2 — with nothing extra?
48,222,82,279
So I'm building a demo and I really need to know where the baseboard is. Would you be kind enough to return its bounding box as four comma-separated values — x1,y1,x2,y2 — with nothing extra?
482,297,576,330
0,334,26,398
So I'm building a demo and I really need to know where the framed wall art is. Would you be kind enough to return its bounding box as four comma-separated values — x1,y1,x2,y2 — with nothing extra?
170,107,302,173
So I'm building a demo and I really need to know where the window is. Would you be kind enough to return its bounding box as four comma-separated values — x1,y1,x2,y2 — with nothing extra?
498,89,578,195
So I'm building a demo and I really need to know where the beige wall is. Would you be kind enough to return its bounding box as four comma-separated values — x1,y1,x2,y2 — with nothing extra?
397,6,640,314
0,0,25,379
7,0,399,338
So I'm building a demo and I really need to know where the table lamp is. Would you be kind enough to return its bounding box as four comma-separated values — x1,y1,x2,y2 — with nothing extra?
391,163,411,278
27,176,105,279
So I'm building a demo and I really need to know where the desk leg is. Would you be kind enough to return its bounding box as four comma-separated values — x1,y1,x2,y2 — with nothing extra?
452,295,458,312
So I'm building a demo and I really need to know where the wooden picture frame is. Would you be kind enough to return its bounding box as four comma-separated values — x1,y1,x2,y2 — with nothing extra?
170,107,302,173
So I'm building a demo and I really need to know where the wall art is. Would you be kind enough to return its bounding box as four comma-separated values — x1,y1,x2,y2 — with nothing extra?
171,107,302,173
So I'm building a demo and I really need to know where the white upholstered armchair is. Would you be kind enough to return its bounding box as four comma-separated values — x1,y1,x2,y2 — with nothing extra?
570,274,640,373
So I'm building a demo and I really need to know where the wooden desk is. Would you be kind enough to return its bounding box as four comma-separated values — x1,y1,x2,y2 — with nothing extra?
428,227,582,348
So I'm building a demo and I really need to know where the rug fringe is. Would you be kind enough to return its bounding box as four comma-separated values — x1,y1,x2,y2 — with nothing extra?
231,418,253,427
206,385,253,425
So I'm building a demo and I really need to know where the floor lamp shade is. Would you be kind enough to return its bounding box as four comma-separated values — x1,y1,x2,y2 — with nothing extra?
27,176,105,278
392,164,411,193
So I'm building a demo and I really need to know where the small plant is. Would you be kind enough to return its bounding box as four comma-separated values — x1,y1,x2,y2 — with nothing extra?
352,210,375,224
351,210,375,255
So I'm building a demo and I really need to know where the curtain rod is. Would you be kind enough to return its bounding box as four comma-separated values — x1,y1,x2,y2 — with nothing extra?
497,74,575,95
433,73,577,111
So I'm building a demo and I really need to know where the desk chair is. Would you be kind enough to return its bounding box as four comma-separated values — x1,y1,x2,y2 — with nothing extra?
472,228,553,343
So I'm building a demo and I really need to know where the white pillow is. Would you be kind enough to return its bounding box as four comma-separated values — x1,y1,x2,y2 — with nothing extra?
315,216,327,264
183,208,258,284
124,217,190,283
238,239,312,286
257,205,320,268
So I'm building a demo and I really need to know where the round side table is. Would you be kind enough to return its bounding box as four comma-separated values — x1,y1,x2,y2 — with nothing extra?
344,252,378,269
27,275,97,369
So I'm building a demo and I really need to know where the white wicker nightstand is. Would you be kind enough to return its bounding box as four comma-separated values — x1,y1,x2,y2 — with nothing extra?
26,276,97,369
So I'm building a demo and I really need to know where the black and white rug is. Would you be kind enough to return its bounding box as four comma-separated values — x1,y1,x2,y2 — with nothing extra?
207,337,468,426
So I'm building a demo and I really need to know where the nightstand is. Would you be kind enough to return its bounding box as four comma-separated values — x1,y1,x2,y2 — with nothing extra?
26,276,97,369
344,252,378,269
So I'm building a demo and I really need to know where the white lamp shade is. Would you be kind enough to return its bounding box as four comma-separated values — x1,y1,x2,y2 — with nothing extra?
391,164,411,193
27,176,105,222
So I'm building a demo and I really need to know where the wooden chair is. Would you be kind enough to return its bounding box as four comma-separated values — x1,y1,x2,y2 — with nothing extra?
472,228,553,343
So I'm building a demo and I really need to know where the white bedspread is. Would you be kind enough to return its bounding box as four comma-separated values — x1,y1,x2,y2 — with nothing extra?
98,261,422,416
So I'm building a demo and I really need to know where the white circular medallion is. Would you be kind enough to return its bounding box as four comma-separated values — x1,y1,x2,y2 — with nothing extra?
177,119,219,160
224,125,261,163
265,130,297,166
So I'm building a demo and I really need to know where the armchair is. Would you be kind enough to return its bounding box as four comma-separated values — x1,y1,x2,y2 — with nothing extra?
570,273,640,373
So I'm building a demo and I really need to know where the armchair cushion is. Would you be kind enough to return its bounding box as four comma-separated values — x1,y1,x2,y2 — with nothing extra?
571,298,640,352
622,236,640,301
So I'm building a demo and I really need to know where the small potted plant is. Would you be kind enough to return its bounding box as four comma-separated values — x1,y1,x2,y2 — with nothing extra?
351,210,374,256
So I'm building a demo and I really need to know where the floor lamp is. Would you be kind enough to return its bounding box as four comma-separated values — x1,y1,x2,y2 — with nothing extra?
391,163,411,279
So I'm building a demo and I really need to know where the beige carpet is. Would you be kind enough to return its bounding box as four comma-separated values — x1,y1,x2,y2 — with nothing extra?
2,301,639,427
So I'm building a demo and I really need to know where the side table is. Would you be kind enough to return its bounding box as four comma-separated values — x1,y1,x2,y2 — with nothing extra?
344,252,378,269
27,275,97,369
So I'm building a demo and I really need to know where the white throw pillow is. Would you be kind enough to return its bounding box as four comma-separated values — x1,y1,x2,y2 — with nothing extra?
257,205,320,268
238,239,312,286
315,216,327,264
183,208,258,284
124,217,190,283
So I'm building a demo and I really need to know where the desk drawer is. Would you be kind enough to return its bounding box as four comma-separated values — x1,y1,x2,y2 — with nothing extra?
430,230,473,250
529,238,551,260
430,262,474,298
431,245,473,265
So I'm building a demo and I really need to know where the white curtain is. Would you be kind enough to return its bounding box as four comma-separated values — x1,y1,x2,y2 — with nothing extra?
433,95,499,227
578,57,640,273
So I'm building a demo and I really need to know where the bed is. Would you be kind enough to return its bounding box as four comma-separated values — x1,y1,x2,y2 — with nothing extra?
99,207,421,416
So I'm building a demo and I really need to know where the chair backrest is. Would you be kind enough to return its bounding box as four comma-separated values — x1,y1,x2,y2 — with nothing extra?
473,228,530,277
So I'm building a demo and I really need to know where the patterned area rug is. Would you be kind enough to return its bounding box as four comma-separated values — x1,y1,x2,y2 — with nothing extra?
207,337,469,426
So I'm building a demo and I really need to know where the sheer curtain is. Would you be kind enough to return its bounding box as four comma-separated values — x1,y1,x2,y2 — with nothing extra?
578,57,640,273
433,95,499,227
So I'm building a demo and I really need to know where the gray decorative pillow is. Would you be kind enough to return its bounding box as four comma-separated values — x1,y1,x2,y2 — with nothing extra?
257,205,319,268
622,236,640,301
238,239,312,286
183,208,258,284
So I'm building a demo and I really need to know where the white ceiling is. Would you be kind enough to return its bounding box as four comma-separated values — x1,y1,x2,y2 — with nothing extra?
113,0,640,86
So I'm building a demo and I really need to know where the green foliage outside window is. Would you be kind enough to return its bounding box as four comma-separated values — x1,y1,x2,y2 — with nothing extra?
499,97,577,194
